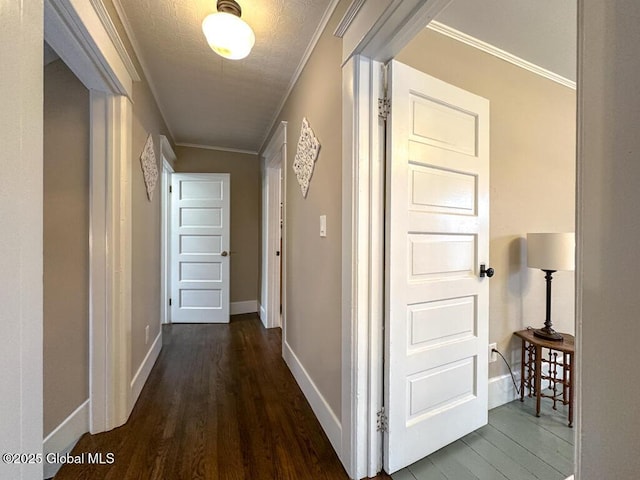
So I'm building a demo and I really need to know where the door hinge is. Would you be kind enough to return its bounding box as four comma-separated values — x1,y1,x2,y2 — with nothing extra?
169,298,172,306
169,185,172,193
377,407,388,432
378,97,390,120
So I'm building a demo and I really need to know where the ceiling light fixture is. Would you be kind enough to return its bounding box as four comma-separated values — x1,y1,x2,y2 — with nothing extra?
202,0,255,60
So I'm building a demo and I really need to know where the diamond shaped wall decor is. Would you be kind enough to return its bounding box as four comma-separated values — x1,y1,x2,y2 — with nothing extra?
140,133,158,201
293,117,320,198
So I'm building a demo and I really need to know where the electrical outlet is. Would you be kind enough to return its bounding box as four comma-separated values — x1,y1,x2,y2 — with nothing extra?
145,325,149,345
489,343,498,363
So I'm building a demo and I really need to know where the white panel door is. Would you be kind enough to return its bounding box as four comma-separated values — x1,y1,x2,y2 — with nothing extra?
384,60,490,473
171,173,230,323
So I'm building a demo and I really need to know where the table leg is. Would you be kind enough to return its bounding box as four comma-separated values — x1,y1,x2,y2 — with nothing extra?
520,338,526,402
568,352,574,427
535,345,542,417
563,352,568,404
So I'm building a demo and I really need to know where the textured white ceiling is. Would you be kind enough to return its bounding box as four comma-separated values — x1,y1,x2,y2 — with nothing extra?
115,0,333,152
435,0,576,82
115,0,575,153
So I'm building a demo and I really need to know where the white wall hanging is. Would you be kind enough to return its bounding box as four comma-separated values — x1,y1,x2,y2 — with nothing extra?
140,133,158,201
293,117,320,198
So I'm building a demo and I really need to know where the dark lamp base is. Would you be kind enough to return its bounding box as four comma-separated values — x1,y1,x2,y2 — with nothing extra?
533,327,564,342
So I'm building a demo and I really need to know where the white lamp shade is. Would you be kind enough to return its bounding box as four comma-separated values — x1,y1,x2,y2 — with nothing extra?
527,232,575,271
202,12,255,60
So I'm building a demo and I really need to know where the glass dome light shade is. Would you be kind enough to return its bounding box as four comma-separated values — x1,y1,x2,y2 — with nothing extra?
202,12,255,60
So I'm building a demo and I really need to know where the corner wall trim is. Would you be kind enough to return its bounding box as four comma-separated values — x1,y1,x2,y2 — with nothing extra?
43,399,90,479
283,341,342,456
488,373,520,410
45,0,133,95
160,135,177,165
230,300,259,315
427,21,577,90
259,303,266,324
130,331,162,407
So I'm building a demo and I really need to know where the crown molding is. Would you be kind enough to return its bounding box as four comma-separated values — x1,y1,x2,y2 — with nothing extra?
428,21,576,90
175,142,258,156
334,0,367,38
259,0,341,153
89,0,140,82
111,0,177,140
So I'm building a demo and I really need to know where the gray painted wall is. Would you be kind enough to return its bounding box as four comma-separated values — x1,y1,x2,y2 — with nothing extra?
578,0,640,477
262,0,350,418
0,3,44,478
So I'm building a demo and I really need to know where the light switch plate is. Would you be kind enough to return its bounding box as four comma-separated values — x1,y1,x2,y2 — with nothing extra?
320,215,327,237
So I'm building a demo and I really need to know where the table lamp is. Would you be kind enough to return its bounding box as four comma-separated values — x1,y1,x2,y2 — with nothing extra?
527,232,575,341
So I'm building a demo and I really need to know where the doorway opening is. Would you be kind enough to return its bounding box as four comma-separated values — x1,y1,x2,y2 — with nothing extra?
383,4,578,479
336,1,578,477
261,121,287,331
42,44,91,480
41,1,140,472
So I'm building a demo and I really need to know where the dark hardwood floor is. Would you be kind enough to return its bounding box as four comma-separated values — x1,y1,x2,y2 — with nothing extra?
55,314,390,480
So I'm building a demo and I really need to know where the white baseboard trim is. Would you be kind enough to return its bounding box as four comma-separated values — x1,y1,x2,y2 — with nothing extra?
130,331,162,408
43,399,90,479
283,341,342,455
488,372,520,410
230,300,258,315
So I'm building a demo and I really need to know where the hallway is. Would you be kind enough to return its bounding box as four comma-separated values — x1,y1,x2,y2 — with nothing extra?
55,315,382,479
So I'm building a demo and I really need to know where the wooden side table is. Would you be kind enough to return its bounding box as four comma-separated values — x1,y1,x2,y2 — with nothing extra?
513,329,575,427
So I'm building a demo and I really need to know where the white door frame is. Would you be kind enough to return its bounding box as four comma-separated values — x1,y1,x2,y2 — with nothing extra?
160,136,176,325
44,0,140,433
338,3,454,476
337,1,580,478
261,121,287,329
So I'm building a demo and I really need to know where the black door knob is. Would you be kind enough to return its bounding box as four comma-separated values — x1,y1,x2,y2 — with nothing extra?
480,264,495,278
